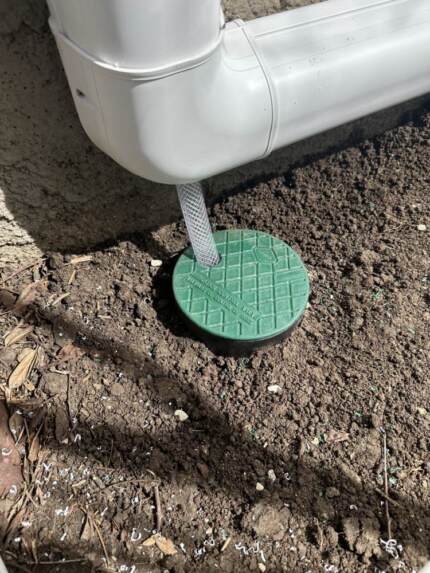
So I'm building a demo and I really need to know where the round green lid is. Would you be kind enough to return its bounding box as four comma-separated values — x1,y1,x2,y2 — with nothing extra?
173,230,310,344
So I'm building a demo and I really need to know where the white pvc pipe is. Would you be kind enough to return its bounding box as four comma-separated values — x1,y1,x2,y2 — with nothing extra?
0,556,8,573
48,0,430,185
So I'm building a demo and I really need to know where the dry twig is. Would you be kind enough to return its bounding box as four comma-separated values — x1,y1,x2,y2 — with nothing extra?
383,433,392,539
154,483,162,532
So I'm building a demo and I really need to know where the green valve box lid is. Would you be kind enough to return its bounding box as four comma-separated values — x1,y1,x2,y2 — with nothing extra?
173,229,310,353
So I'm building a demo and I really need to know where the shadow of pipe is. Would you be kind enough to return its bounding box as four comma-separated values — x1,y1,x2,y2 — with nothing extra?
1,293,429,572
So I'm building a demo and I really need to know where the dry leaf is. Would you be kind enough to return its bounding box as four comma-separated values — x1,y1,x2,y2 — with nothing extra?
5,324,33,347
8,411,24,439
28,435,40,463
80,516,94,541
50,293,69,307
142,535,157,547
55,406,70,444
8,348,37,390
6,397,44,411
155,535,177,556
4,508,26,541
68,269,76,285
70,255,93,265
17,347,33,362
143,534,177,555
14,283,37,312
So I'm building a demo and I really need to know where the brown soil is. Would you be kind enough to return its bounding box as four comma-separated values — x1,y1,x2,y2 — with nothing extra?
0,107,429,573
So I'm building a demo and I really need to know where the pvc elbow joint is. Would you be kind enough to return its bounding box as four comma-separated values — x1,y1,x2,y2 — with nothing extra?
50,0,430,185
49,11,273,185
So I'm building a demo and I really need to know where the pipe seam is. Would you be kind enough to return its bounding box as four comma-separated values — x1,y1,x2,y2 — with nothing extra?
235,20,279,158
49,19,223,81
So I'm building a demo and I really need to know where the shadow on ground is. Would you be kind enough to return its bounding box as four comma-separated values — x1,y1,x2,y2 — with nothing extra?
1,290,429,572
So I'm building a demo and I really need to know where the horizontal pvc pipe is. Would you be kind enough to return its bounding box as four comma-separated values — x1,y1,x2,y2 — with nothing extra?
49,0,430,184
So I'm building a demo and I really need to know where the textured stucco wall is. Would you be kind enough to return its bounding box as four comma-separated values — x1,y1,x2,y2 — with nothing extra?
0,0,428,266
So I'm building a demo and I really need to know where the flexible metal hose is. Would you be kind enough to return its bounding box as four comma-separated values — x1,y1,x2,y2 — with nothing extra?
177,182,220,267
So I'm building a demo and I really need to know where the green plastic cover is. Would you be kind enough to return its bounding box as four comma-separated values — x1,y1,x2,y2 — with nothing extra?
173,229,310,342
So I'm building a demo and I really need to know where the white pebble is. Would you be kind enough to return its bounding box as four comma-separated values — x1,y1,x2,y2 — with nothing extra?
174,409,189,422
150,259,163,268
268,469,276,482
417,224,427,231
268,384,282,394
256,482,265,491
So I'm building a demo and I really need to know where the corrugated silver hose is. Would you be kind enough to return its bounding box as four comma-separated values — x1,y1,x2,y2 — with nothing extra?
177,182,220,267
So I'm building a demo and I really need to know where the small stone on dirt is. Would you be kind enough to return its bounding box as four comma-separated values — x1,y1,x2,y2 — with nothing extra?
243,501,289,539
353,429,381,468
417,224,427,231
47,254,63,270
343,517,360,550
174,409,189,422
150,259,163,268
197,463,209,479
326,486,340,499
44,372,68,397
110,382,124,397
268,469,276,482
258,564,266,572
343,516,382,560
256,482,265,491
268,384,282,394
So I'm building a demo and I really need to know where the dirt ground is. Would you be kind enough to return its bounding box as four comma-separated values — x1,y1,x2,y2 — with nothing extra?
0,94,429,572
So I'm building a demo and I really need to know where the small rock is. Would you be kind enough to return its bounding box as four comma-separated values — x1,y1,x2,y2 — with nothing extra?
343,517,360,551
47,254,63,270
258,564,266,572
325,526,339,549
44,372,68,398
115,283,134,304
110,382,124,397
326,486,340,499
267,469,276,482
357,249,380,267
134,302,156,321
338,462,362,489
343,516,381,560
417,224,427,231
197,463,209,479
0,348,18,367
353,429,381,468
370,413,383,429
267,384,282,394
242,501,290,539
150,259,163,268
256,482,265,492
417,407,428,417
174,410,189,422
53,324,73,348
